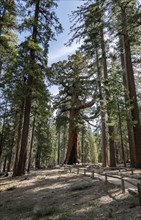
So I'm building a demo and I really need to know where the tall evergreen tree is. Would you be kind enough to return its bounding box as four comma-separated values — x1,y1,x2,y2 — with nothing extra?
13,0,62,176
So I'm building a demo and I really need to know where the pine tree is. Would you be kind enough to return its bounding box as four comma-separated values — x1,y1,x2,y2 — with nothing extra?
110,0,141,167
13,0,62,176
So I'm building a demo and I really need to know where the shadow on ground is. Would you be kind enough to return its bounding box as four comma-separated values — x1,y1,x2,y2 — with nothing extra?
0,169,141,220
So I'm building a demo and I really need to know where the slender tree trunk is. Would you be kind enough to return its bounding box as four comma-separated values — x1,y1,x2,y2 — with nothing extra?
108,126,115,167
96,47,107,167
119,36,136,167
100,28,116,167
117,101,126,167
27,115,36,173
0,102,7,160
81,128,85,164
57,130,61,165
35,143,41,169
13,101,24,176
63,125,67,162
121,7,141,168
16,82,32,175
7,138,14,172
3,155,7,173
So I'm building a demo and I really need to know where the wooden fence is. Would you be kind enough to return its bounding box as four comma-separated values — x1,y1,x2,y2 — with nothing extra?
63,165,141,206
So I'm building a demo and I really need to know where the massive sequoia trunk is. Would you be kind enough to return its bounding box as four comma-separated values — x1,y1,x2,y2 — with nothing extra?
64,108,79,165
64,129,78,165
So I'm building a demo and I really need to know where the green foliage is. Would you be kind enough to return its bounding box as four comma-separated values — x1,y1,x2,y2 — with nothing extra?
51,52,97,131
87,130,98,164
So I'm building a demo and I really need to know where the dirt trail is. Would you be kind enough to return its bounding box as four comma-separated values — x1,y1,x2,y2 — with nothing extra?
0,169,141,220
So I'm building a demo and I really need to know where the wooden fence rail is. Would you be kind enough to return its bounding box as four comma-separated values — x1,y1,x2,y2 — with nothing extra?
63,165,141,206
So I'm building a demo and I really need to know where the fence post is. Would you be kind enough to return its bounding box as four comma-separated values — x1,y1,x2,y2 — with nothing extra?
84,169,86,176
121,176,125,193
91,170,94,179
77,167,79,174
137,184,141,206
105,173,108,183
64,167,68,172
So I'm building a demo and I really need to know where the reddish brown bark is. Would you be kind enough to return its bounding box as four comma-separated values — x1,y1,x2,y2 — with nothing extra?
64,107,79,165
64,129,79,165
119,36,136,167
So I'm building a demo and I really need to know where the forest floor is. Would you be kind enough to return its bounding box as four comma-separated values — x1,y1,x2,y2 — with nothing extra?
0,168,141,220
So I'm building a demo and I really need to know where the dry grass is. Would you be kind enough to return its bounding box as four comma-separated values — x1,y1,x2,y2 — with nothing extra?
0,169,141,220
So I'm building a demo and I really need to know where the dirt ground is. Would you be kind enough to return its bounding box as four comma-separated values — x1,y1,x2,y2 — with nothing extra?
0,168,141,220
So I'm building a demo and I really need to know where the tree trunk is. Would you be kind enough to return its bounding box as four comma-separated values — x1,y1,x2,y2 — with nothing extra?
3,155,7,173
96,47,107,167
121,7,141,168
0,102,7,160
117,101,126,167
64,129,78,165
7,138,14,172
119,36,136,167
64,84,80,165
63,125,67,162
109,126,116,167
64,108,79,165
100,27,116,167
57,130,61,165
13,101,24,176
14,1,40,175
14,75,32,175
35,142,41,169
81,128,85,164
27,115,36,173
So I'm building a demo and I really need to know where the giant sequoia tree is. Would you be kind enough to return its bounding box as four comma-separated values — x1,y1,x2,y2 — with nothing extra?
51,52,98,164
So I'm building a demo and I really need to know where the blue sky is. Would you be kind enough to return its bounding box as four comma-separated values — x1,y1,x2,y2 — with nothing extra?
48,0,84,66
